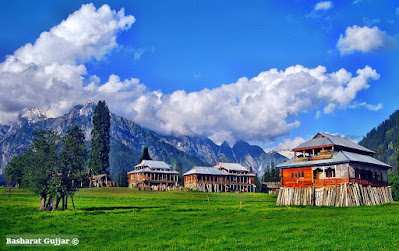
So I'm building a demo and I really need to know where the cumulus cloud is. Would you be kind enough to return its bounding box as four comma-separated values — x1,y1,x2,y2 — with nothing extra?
83,64,379,144
0,3,383,145
278,137,307,150
314,1,333,11
0,3,135,122
337,25,396,55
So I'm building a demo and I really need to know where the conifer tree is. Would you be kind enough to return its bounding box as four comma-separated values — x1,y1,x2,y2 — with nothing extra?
175,162,183,186
89,101,111,175
138,146,152,163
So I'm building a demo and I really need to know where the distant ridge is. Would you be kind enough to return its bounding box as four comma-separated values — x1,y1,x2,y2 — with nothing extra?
0,103,287,184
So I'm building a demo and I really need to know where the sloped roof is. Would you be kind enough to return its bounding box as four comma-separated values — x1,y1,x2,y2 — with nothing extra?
216,162,249,172
128,167,152,174
127,167,179,174
293,132,374,154
183,166,226,176
341,151,390,168
134,160,171,170
277,150,391,169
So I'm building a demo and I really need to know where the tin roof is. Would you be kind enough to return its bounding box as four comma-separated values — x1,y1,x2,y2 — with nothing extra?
277,150,391,169
183,166,226,176
293,132,374,154
134,160,171,170
216,162,249,172
127,167,179,174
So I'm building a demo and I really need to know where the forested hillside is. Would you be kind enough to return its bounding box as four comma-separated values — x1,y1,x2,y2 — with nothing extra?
359,110,399,169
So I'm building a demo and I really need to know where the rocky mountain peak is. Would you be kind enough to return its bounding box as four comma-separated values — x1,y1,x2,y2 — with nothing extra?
19,108,51,123
67,102,96,118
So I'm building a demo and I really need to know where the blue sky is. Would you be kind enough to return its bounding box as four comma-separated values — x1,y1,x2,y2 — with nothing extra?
0,0,398,150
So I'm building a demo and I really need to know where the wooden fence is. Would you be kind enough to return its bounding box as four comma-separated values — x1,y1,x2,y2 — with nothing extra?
276,183,394,207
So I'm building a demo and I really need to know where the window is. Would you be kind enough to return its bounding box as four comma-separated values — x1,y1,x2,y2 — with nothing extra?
301,171,304,177
325,167,335,178
314,168,323,179
291,172,294,178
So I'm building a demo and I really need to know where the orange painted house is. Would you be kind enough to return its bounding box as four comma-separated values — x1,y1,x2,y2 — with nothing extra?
277,133,391,188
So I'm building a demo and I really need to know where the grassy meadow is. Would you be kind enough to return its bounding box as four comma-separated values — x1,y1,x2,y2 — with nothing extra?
1,187,399,250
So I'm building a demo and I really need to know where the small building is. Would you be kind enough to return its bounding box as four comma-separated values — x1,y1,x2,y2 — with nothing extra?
277,132,391,188
183,162,256,192
90,174,114,187
127,160,179,188
261,182,281,194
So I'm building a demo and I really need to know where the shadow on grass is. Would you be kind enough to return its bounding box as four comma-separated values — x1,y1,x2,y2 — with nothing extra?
81,206,163,211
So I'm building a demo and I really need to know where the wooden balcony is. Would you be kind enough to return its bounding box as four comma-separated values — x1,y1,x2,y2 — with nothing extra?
349,178,388,187
295,150,333,162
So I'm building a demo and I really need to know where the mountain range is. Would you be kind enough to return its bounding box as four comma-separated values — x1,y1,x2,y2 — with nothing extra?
0,103,287,184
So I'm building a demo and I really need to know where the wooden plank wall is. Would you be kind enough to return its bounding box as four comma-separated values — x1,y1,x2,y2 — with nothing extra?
276,184,394,207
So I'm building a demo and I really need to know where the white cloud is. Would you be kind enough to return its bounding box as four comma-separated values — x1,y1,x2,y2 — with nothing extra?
0,3,135,122
314,1,333,11
0,4,383,146
134,48,145,62
133,47,155,62
362,17,380,26
315,111,321,119
277,137,307,150
85,65,378,144
337,25,396,55
349,101,383,111
323,103,336,114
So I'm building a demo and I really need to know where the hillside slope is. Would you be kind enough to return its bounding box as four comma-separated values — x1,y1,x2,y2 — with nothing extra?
359,110,399,169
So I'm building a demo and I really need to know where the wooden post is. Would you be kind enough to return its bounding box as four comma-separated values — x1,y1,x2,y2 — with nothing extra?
8,184,11,201
71,195,76,209
206,189,211,209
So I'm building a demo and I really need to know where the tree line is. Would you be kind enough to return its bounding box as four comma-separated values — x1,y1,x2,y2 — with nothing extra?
262,161,281,183
5,101,111,211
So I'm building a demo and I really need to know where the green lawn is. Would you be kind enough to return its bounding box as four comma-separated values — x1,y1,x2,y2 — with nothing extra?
0,187,398,250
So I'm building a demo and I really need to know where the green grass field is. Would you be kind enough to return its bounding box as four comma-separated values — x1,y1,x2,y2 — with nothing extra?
1,187,398,250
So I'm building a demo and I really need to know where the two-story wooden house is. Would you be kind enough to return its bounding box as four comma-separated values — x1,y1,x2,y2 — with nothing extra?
127,160,179,188
277,132,391,188
183,162,256,192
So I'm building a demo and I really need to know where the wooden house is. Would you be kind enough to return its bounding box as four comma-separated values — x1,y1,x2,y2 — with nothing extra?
277,132,391,188
183,162,256,192
127,160,179,188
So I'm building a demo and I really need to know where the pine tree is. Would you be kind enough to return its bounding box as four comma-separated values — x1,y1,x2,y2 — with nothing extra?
262,167,271,182
175,162,183,186
89,101,111,175
120,171,129,187
138,146,152,163
254,176,262,192
388,141,399,200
